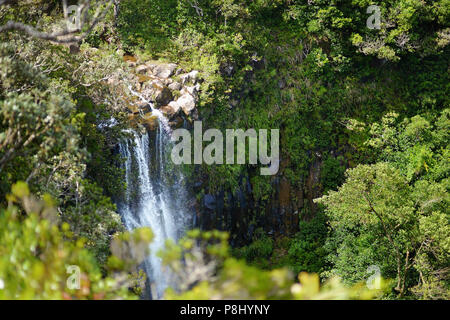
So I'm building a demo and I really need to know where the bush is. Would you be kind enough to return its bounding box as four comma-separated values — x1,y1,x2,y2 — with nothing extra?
288,212,329,275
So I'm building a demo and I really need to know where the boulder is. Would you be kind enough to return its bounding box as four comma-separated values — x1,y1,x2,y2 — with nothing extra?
177,93,196,116
180,70,199,85
154,86,173,107
141,79,165,102
129,60,200,126
168,81,182,91
163,78,173,86
181,83,201,98
149,79,165,91
160,102,181,119
136,64,151,74
169,100,181,111
153,63,177,79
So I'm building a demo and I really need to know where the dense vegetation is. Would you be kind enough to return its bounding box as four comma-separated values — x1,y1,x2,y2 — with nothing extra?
0,0,448,299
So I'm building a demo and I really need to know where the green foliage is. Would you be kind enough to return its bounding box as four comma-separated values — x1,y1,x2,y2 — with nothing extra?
0,182,151,300
321,155,346,192
285,0,450,61
318,110,449,299
114,2,449,300
0,43,79,181
317,162,449,298
60,179,123,266
366,110,450,183
116,0,178,54
233,229,274,268
0,27,132,267
1,0,449,301
161,229,384,300
113,0,449,202
288,212,329,274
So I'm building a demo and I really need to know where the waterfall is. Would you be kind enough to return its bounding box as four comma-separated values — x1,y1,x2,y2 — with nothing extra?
117,93,191,299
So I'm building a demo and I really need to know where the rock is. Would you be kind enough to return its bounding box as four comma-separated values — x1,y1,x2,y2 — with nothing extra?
141,79,165,101
169,100,181,111
181,83,201,98
127,104,139,114
153,63,177,79
136,64,151,74
123,55,137,67
305,158,322,218
137,74,153,83
168,82,182,91
169,116,184,128
180,70,199,85
141,113,159,131
129,60,199,125
163,78,173,86
154,86,173,107
177,93,196,116
144,62,157,70
136,101,152,113
144,79,165,92
160,102,181,119
175,68,184,76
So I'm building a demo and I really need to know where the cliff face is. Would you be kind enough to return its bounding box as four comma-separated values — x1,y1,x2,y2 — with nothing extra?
194,157,323,247
122,55,328,247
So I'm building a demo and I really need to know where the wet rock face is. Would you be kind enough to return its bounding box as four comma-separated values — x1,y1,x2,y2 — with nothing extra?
124,56,201,130
154,86,173,107
160,102,181,119
193,156,324,247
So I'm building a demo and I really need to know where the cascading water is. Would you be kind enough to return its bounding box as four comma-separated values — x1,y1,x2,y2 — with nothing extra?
117,91,191,299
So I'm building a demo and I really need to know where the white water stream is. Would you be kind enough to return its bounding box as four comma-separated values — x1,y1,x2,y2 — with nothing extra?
117,91,190,299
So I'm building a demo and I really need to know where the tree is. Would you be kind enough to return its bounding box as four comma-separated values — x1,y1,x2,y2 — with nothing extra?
316,163,448,298
160,229,383,300
284,0,450,62
0,7,135,263
0,182,152,299
0,0,114,44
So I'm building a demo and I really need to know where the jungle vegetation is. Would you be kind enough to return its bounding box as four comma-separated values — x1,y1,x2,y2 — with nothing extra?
0,0,448,300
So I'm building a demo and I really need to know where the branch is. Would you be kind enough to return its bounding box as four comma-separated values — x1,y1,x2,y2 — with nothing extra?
363,191,404,293
0,0,16,5
187,0,203,17
0,0,113,43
